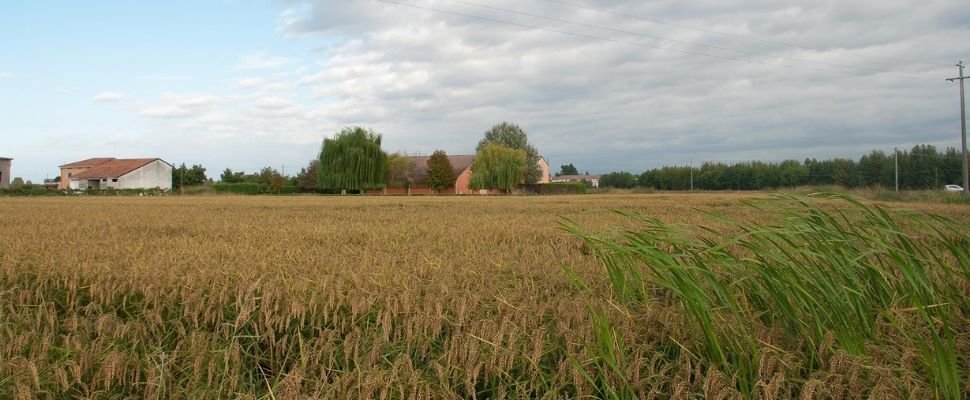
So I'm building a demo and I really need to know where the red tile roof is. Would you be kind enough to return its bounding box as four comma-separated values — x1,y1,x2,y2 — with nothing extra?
59,158,115,168
409,154,475,179
71,158,160,179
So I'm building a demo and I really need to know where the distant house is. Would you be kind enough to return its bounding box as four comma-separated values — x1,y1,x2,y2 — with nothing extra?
0,157,11,189
551,174,601,188
59,158,173,190
537,157,551,184
402,154,477,195
375,154,552,195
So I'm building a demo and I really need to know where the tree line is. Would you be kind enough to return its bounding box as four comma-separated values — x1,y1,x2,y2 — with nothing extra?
185,122,544,194
600,145,965,190
309,123,543,193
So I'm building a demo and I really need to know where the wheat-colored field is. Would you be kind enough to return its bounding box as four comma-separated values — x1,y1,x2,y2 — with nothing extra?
1,194,967,399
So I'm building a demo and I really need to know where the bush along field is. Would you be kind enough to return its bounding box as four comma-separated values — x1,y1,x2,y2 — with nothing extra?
0,194,967,399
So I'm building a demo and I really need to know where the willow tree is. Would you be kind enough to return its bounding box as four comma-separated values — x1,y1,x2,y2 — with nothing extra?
317,126,388,191
469,143,526,193
477,122,542,184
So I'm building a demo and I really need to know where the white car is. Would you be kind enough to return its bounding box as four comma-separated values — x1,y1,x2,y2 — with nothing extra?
944,184,964,192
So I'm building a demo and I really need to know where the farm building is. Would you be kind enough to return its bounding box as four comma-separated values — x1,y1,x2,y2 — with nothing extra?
58,158,114,189
59,158,173,190
0,157,11,188
393,154,476,195
537,157,551,184
377,155,552,195
551,174,601,188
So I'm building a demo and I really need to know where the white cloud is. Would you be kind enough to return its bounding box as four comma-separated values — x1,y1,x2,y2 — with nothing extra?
138,93,223,119
257,0,968,172
92,91,126,102
0,72,14,80
100,0,970,174
255,96,294,110
236,51,298,69
237,77,264,88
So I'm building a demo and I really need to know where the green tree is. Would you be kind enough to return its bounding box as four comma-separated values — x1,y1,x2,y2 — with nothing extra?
559,163,578,176
599,172,637,188
317,126,388,192
295,160,319,192
907,144,940,189
426,150,456,193
941,147,963,186
248,167,285,191
858,150,892,187
477,122,542,184
778,160,809,187
10,177,24,190
387,153,418,193
173,164,207,189
220,168,246,183
469,143,526,193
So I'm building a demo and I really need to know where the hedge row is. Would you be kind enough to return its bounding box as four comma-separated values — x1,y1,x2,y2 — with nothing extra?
210,183,301,195
0,187,167,197
521,182,588,195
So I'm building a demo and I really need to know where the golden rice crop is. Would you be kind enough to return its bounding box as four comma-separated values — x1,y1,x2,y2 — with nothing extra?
0,194,967,399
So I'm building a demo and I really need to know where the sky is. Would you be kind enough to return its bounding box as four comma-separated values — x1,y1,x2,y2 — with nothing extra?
1,0,968,182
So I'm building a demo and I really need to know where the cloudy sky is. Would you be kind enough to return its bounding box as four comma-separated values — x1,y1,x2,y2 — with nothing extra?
1,0,968,181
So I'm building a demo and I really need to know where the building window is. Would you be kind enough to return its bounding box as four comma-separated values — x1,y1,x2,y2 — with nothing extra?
68,172,72,178
112,179,118,182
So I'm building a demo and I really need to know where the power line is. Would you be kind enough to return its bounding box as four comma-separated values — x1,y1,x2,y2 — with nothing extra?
540,0,951,68
376,0,928,80
443,0,935,79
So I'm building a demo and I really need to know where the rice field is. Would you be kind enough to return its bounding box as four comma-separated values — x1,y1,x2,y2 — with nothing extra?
0,193,968,399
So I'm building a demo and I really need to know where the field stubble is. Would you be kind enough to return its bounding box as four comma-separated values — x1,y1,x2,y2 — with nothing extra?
0,194,967,399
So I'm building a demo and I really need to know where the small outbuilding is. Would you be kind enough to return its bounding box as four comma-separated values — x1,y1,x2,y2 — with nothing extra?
0,157,11,188
551,174,601,188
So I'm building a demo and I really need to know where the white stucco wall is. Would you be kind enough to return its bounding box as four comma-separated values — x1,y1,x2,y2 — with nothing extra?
118,160,173,189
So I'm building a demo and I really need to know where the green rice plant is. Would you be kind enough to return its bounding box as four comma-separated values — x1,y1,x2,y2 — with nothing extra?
564,193,968,399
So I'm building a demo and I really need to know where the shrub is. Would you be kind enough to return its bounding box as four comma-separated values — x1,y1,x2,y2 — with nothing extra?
210,183,301,195
523,182,587,195
211,183,263,195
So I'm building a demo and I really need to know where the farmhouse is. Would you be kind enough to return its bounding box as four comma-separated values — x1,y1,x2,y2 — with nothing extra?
59,158,173,190
537,157,551,184
396,154,476,195
551,174,601,188
379,155,552,195
0,157,11,189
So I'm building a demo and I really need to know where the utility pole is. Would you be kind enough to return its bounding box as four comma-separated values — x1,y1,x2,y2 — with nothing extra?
894,147,899,192
946,61,969,197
